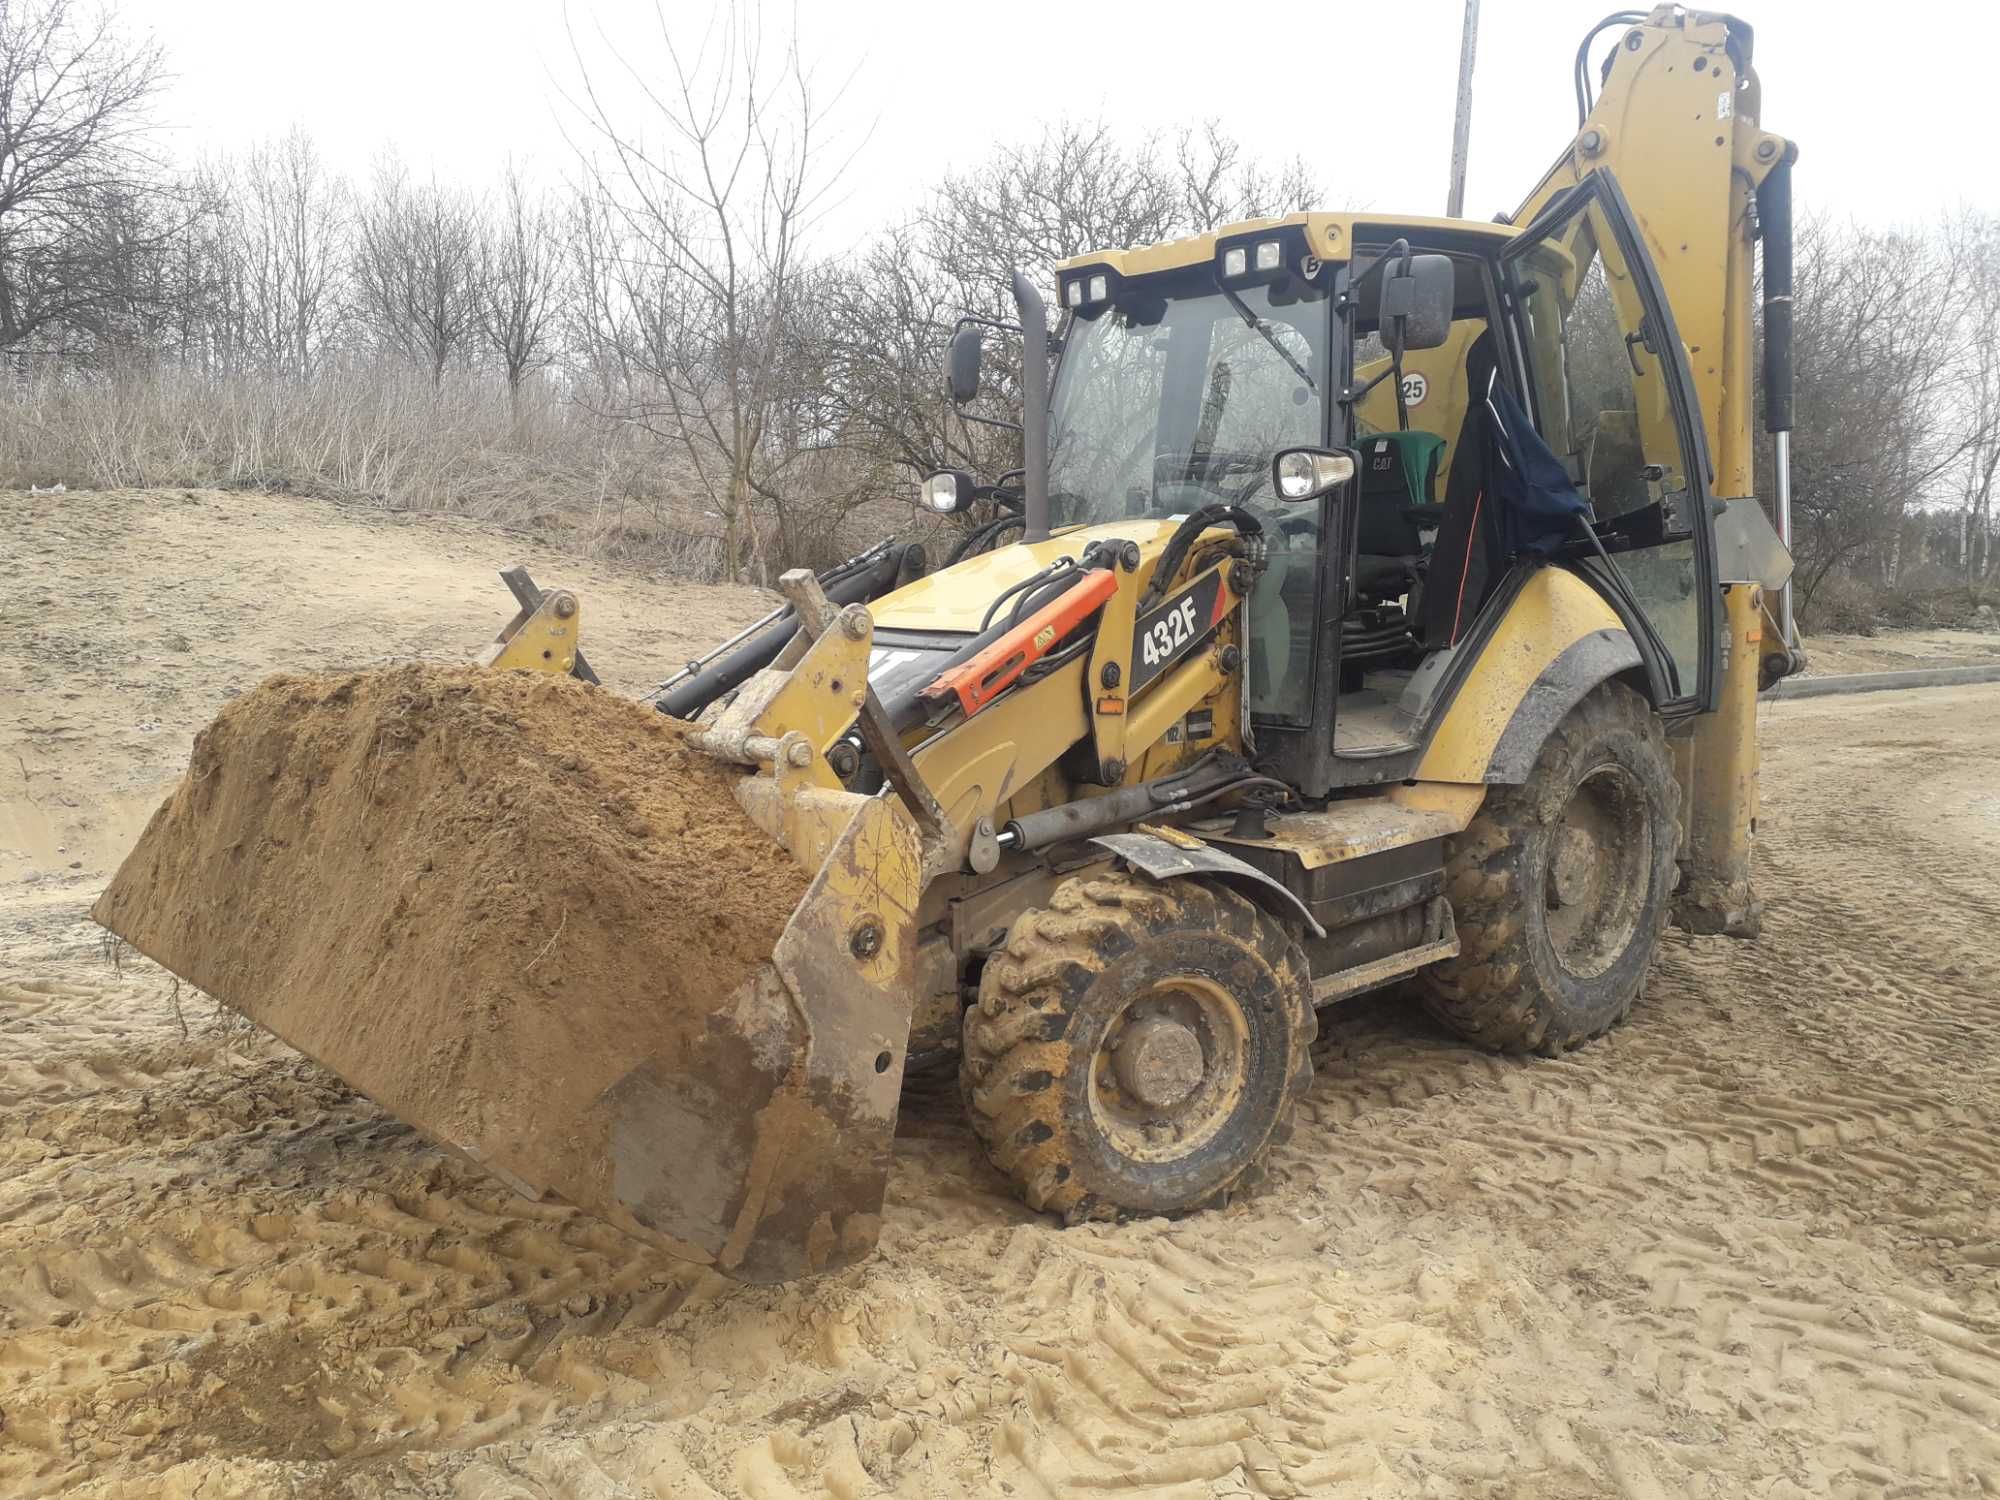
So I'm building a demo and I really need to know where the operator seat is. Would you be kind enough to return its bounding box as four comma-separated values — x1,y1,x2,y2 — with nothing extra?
1422,331,1501,648
1354,431,1444,600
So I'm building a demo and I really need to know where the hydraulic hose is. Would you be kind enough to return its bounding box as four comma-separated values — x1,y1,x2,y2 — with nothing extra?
946,513,1024,565
980,556,1076,631
1142,505,1264,610
1574,12,1648,125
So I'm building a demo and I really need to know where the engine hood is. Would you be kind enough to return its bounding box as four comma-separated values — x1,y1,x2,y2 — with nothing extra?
871,519,1182,634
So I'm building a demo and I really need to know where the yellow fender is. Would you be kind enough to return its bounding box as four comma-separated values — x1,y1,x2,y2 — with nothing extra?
1415,567,1642,785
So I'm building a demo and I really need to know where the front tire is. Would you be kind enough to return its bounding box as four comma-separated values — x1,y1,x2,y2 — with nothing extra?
961,872,1315,1223
1418,679,1679,1054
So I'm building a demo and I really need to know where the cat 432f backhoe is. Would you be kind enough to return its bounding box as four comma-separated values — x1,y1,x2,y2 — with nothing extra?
100,7,1802,1282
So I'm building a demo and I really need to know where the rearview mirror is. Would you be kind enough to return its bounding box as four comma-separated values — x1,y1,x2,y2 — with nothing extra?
946,327,984,404
1379,253,1454,352
1272,448,1356,503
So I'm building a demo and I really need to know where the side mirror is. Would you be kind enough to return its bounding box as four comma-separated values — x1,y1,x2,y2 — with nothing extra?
946,326,984,404
921,469,976,514
1272,448,1356,503
1379,253,1454,352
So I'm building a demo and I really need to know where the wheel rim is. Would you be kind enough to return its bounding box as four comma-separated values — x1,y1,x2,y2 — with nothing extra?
1087,976,1250,1164
1543,762,1652,980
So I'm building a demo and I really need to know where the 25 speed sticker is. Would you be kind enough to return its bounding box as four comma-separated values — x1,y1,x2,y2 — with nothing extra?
1130,571,1224,692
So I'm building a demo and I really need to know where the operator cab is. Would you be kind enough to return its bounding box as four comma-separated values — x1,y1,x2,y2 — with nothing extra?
1040,194,1720,797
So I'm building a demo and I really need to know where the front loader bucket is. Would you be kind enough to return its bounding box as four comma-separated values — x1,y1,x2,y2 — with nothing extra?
92,664,925,1283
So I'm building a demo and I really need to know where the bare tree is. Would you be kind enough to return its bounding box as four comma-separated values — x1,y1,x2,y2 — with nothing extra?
925,121,1321,326
233,128,349,377
1778,214,1989,610
0,0,170,358
351,156,482,386
566,1,855,580
478,163,563,417
1172,121,1321,234
1948,210,2000,592
826,121,1324,503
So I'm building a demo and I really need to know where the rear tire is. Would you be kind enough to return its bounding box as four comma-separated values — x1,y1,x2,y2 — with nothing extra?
1418,679,1679,1054
961,872,1315,1223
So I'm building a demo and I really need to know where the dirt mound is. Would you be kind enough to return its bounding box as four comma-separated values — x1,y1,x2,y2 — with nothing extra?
92,665,808,1258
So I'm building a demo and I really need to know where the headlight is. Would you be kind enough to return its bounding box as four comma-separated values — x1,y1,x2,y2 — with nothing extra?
1254,239,1282,272
1089,272,1108,302
1065,280,1084,308
1222,246,1247,278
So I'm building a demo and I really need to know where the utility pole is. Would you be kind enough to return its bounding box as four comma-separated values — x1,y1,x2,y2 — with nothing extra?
1446,0,1480,218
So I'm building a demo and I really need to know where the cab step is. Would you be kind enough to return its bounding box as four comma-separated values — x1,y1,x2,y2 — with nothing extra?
1311,898,1459,1006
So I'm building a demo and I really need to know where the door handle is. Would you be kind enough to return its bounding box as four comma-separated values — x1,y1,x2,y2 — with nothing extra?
1624,327,1654,376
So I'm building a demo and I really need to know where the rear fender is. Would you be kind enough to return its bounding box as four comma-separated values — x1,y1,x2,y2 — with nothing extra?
1415,567,1641,785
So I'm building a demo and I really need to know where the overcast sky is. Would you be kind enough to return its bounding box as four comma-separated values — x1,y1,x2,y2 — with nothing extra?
123,0,1996,250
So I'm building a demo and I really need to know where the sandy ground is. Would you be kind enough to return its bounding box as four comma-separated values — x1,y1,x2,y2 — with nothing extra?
3,487,1997,1499
1800,627,2000,677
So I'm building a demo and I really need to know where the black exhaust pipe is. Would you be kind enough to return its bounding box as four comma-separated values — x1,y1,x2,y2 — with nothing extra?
1012,269,1052,544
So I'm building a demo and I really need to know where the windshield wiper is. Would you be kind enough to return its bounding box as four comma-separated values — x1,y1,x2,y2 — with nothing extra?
1218,285,1317,391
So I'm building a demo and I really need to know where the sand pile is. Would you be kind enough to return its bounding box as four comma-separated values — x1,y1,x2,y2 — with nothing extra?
93,665,809,1251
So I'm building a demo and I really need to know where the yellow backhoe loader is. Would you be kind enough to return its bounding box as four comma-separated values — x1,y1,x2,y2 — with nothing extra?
98,7,1801,1283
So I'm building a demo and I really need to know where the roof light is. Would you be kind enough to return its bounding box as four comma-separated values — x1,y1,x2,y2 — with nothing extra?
1254,239,1282,272
1088,272,1108,302
1065,279,1084,308
1222,246,1247,278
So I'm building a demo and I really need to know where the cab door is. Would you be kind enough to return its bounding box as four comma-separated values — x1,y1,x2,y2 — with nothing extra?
1501,172,1720,712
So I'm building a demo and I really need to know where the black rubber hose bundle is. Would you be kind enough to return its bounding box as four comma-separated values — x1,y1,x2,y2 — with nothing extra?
1143,505,1264,609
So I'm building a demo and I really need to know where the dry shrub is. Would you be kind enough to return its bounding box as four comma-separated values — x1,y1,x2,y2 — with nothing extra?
1797,572,1881,636
0,364,731,575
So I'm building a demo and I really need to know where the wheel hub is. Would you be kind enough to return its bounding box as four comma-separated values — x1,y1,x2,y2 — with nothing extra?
1547,824,1602,908
1542,762,1651,979
1089,977,1251,1163
1113,1016,1205,1108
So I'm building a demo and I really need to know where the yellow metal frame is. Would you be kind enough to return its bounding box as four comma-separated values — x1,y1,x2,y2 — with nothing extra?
1054,211,1516,281
478,589,582,676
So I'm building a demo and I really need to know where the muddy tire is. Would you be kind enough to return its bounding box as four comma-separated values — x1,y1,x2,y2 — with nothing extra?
1418,679,1679,1055
961,872,1315,1224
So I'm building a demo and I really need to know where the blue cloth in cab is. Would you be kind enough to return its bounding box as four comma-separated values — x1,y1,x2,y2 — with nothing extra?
1482,371,1589,558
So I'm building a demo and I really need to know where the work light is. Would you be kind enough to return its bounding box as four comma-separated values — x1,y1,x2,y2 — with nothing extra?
921,471,970,513
1254,239,1282,272
1273,449,1355,501
1222,246,1248,278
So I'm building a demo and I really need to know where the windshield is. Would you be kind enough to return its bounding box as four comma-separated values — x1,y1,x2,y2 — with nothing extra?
1046,277,1331,528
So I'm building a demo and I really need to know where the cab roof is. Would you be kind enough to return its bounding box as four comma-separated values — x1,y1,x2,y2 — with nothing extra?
1053,211,1519,279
